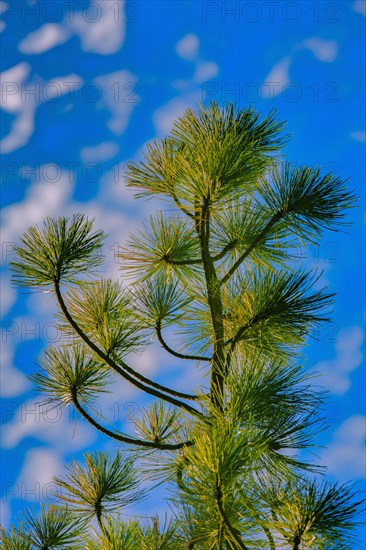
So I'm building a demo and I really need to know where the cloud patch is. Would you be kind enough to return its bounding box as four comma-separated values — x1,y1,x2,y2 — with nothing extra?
353,0,366,16
18,23,71,54
1,397,96,451
321,415,366,480
262,56,291,98
300,38,338,62
317,326,364,395
80,141,120,163
0,340,31,398
176,34,200,61
94,70,139,135
350,131,366,142
0,65,83,154
17,1,126,56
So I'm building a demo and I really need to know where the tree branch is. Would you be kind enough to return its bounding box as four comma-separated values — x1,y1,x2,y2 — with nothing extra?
163,240,238,267
156,320,211,363
215,482,248,550
72,394,193,450
172,191,195,219
220,212,283,285
213,240,238,262
198,199,226,410
55,281,203,418
96,506,110,542
262,525,276,550
223,307,270,379
224,310,270,355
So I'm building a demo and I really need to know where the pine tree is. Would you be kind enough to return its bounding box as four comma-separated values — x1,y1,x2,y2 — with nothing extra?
4,102,363,549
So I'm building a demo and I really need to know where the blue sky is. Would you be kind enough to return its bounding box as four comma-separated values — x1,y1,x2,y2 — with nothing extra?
1,0,365,542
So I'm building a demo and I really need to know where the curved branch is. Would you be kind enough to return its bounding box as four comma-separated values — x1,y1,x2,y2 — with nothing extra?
165,240,238,267
156,320,211,363
213,240,238,262
55,282,203,418
72,395,193,450
215,482,248,550
224,310,270,366
220,211,283,285
235,487,276,550
176,456,196,495
96,507,110,542
264,526,276,550
172,192,195,219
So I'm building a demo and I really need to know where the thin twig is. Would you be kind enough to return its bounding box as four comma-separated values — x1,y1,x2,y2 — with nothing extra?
156,320,211,363
220,212,283,285
215,482,248,550
55,282,204,418
72,395,193,450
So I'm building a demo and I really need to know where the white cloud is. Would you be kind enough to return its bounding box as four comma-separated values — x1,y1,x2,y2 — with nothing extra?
0,66,82,154
0,62,32,113
155,33,219,132
194,61,219,84
317,326,364,394
0,1,8,15
17,447,64,487
350,130,366,141
321,415,366,480
0,0,7,31
301,38,338,62
0,165,75,246
18,23,71,54
176,34,200,61
42,73,83,100
153,91,201,136
0,106,37,154
262,56,291,97
18,1,125,56
353,0,366,15
80,141,119,163
0,269,16,318
0,340,30,398
262,38,337,101
1,397,96,451
95,70,138,135
69,0,125,54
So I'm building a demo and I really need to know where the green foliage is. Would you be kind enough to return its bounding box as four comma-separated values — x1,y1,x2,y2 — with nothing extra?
16,505,86,549
262,479,364,548
10,214,105,287
86,515,182,549
120,213,202,281
131,402,188,450
223,269,333,358
0,527,31,550
32,344,111,408
6,102,363,549
53,451,144,519
57,279,144,358
260,162,356,240
125,102,288,208
133,277,192,328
